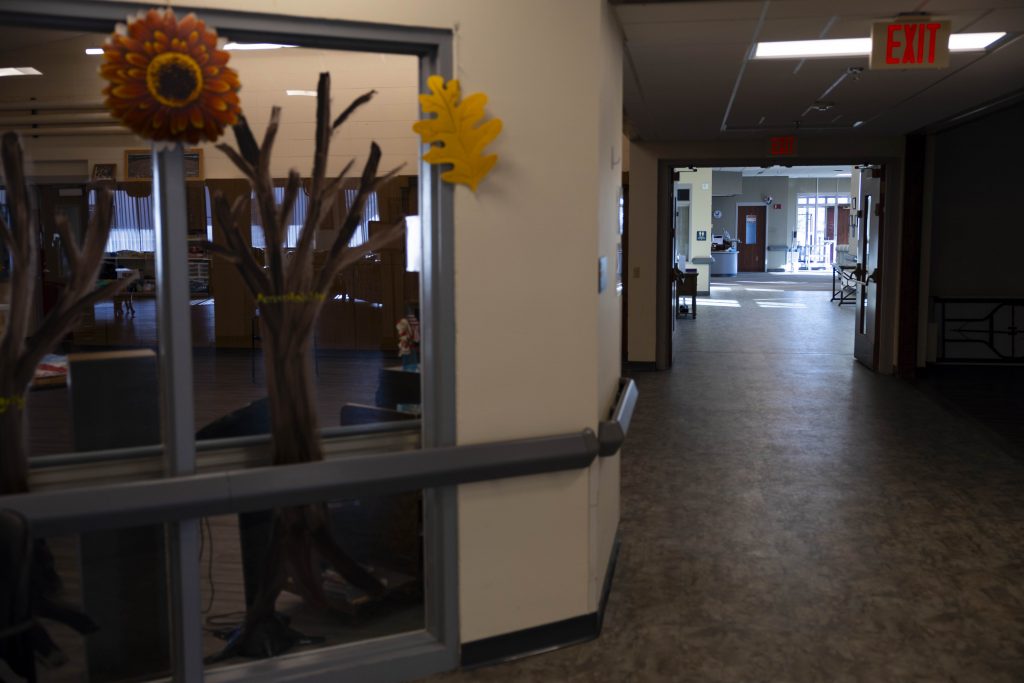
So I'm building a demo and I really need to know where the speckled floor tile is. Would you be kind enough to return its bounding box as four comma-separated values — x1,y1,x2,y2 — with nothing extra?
423,273,1024,683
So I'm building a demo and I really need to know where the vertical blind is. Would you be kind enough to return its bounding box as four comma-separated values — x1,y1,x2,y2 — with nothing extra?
95,189,156,253
250,187,379,249
95,186,380,253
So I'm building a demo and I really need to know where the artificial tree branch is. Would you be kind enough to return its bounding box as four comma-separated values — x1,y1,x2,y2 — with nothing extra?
0,130,128,496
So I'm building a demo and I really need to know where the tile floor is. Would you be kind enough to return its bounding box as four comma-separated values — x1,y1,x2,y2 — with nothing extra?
427,273,1024,682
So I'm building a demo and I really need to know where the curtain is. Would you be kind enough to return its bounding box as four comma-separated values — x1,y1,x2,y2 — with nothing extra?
250,186,378,249
96,188,155,252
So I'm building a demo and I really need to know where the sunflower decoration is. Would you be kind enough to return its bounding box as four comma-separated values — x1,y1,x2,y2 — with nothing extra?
100,9,242,144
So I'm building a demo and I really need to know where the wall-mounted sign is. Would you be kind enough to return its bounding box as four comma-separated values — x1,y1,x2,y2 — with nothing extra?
870,18,951,70
773,203,783,210
770,136,796,156
696,230,707,241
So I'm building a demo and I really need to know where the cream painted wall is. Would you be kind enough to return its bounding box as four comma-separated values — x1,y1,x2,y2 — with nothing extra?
81,0,625,643
679,167,712,292
626,143,657,362
626,136,905,371
590,0,624,611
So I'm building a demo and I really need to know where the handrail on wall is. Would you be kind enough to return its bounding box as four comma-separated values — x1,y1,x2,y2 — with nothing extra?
5,378,639,537
28,420,422,470
598,377,639,456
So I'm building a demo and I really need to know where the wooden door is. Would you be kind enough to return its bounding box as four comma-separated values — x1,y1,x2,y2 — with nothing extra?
836,206,850,245
854,168,884,370
735,205,766,272
37,186,87,315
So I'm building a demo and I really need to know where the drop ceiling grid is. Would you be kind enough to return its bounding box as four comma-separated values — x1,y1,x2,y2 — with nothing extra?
868,38,1024,130
726,54,984,131
622,19,758,45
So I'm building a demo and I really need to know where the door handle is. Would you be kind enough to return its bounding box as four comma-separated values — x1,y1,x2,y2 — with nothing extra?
851,264,867,282
867,268,880,284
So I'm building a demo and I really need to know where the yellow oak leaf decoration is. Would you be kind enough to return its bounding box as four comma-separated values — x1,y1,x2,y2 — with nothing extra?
413,75,502,192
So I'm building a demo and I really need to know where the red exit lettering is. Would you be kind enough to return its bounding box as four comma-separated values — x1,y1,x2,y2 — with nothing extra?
886,22,942,65
770,136,796,156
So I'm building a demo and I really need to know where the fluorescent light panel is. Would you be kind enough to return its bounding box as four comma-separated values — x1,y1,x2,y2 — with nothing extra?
285,90,317,97
223,42,296,51
0,67,42,77
754,32,1005,59
85,48,104,55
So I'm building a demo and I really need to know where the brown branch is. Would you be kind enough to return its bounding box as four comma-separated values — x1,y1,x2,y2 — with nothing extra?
215,143,258,184
211,192,270,296
0,209,12,254
16,277,136,390
316,222,403,298
331,90,376,131
310,73,332,200
231,115,261,168
258,107,281,181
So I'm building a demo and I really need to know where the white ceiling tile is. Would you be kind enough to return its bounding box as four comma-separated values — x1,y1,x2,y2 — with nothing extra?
757,17,838,41
615,2,765,25
624,19,758,45
964,7,1024,32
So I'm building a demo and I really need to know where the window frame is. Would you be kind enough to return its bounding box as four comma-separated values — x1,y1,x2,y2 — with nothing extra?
0,2,458,680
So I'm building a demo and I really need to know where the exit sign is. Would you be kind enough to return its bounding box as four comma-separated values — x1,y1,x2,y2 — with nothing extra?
870,18,951,70
770,136,796,156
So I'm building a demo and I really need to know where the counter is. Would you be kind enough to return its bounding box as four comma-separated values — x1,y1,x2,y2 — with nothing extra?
709,250,738,276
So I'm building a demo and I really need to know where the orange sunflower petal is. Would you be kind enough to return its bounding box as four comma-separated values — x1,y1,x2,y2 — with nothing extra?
100,8,241,144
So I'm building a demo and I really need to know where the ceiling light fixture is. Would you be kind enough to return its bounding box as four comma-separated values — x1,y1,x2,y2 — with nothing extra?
0,67,42,77
223,42,296,51
753,32,1006,59
285,90,318,97
85,48,104,55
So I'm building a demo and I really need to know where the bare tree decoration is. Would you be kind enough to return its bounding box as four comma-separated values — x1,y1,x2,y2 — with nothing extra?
206,72,402,657
0,132,134,497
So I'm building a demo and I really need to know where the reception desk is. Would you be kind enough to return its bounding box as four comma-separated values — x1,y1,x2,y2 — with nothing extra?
709,250,738,276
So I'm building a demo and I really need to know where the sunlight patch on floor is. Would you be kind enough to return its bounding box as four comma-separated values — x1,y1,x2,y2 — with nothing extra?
755,300,807,309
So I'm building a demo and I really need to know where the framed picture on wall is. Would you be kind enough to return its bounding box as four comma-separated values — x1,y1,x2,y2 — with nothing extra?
125,148,204,180
91,163,117,181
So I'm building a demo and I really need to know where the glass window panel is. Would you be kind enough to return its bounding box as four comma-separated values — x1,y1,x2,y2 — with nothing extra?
192,46,422,452
200,492,425,670
32,525,172,683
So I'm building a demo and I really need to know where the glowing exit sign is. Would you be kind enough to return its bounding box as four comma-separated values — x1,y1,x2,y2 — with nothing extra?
870,18,951,70
770,136,796,156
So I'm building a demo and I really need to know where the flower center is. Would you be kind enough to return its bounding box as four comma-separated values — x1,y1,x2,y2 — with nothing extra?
146,52,203,107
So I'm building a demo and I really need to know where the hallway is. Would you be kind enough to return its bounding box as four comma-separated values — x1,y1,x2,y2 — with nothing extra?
431,273,1024,682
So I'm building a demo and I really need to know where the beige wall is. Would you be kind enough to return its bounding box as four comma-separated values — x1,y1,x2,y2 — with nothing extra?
626,143,656,362
590,0,624,610
679,167,712,292
627,136,905,370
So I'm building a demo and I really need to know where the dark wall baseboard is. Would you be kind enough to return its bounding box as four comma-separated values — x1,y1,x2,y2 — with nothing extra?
460,533,621,669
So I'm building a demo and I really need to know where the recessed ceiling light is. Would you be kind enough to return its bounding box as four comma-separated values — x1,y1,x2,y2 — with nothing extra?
223,42,296,51
852,120,865,128
285,90,317,97
0,67,42,77
85,48,104,55
753,32,1006,59
949,32,1006,51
